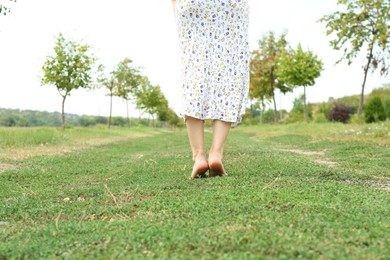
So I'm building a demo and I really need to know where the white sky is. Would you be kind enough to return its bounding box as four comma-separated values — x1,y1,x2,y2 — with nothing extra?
0,0,388,117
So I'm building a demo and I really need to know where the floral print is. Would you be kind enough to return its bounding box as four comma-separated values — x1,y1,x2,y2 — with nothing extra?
175,0,250,127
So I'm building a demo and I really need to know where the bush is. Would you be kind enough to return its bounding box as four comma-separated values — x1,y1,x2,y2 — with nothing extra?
314,113,327,123
327,103,354,123
286,94,313,123
383,98,390,119
350,114,365,124
263,109,277,123
364,96,386,123
317,102,331,121
78,116,97,127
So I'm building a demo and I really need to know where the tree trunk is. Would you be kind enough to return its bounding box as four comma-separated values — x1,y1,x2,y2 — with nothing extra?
270,67,278,122
303,86,307,122
61,94,67,129
259,101,263,124
108,92,113,129
272,90,278,122
358,43,374,115
126,100,130,128
279,92,283,120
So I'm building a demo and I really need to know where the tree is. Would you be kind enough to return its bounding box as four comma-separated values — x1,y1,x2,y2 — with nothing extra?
279,44,323,121
41,34,96,128
113,58,141,127
0,0,16,16
319,0,390,115
97,65,118,128
250,31,293,122
135,77,168,126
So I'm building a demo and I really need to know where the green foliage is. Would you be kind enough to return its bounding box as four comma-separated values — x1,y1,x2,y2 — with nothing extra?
319,0,390,114
317,102,332,119
94,116,108,125
384,98,390,118
320,0,390,72
41,34,96,95
364,96,386,123
333,95,360,113
135,77,165,118
78,116,97,127
279,43,323,121
113,58,141,101
0,108,168,128
370,84,390,118
97,65,119,128
41,33,97,128
0,108,62,127
111,116,128,127
262,109,277,123
286,94,313,123
314,113,327,123
0,0,16,16
1,116,16,127
350,114,366,124
279,44,323,87
250,31,293,120
289,95,306,116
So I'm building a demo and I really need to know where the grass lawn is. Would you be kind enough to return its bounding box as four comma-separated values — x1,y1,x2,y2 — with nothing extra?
0,123,389,259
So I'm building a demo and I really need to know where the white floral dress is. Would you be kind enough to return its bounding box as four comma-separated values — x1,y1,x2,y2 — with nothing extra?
175,0,250,127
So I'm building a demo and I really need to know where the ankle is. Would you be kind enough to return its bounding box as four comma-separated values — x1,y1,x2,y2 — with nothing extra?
208,150,223,160
193,151,206,162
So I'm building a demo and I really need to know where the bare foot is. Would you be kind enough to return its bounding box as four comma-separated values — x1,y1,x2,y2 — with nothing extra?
191,158,209,179
208,154,228,177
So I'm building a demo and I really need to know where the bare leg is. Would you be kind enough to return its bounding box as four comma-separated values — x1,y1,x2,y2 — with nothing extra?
186,116,209,179
208,120,231,177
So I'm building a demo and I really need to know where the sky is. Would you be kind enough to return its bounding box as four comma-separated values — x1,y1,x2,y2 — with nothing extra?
0,0,388,118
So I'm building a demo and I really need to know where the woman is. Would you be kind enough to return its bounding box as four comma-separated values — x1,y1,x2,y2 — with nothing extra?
172,0,250,179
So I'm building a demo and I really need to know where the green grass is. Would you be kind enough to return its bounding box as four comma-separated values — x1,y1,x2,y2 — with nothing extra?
0,126,160,148
0,123,389,259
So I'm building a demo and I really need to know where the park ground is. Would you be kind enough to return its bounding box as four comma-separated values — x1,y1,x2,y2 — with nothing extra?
0,122,389,259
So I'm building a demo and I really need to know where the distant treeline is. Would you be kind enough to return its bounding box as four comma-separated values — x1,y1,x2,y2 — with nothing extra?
243,84,390,125
0,108,178,128
1,85,389,128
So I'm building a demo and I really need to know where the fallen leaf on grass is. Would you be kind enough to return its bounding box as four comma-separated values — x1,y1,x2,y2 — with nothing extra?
100,213,109,220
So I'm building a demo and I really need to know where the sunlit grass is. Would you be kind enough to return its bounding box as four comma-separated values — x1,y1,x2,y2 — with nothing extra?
240,121,390,145
0,126,166,161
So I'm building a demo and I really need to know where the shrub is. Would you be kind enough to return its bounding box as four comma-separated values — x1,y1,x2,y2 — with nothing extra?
327,103,354,123
364,96,386,123
383,98,390,119
263,109,277,123
350,114,365,124
287,94,313,123
314,113,327,123
317,102,331,121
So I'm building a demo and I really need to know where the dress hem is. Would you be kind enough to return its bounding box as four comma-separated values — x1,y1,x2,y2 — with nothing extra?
180,112,243,128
